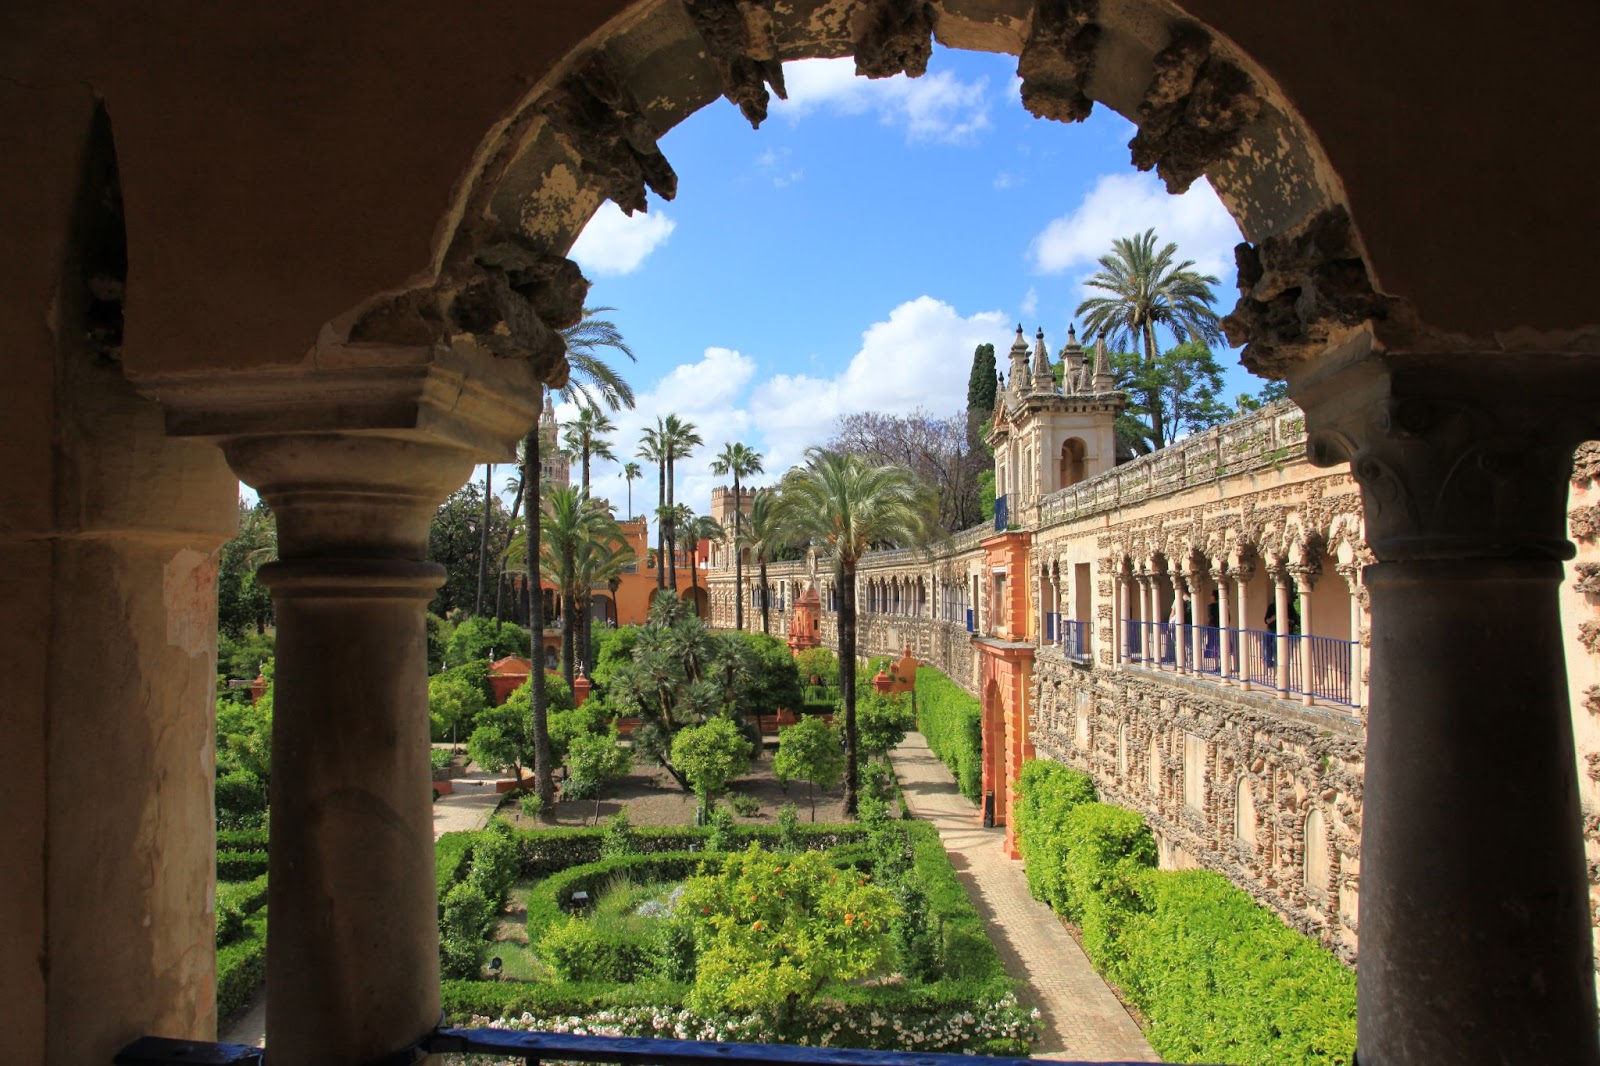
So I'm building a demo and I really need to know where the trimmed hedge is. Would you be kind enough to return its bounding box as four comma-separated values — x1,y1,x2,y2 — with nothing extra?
1014,759,1356,1065
217,913,267,1021
216,827,269,853
215,874,270,947
912,666,982,802
217,849,269,881
524,851,722,942
902,819,1002,981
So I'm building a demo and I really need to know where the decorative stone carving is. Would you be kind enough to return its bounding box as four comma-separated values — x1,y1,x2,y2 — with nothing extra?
1580,622,1600,656
1017,0,1100,124
854,0,935,79
542,50,678,217
1574,505,1600,542
1573,441,1600,487
1576,562,1600,596
1223,208,1394,377
682,0,787,128
1127,24,1262,195
1584,686,1600,716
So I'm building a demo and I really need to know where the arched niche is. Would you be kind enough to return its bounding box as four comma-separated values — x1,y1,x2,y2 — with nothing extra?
1060,437,1088,488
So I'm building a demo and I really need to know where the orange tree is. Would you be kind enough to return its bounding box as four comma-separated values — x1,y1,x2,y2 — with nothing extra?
679,844,899,1019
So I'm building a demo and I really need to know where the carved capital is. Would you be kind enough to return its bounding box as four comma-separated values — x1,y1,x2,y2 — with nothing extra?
1017,0,1100,124
1573,504,1600,542
1128,24,1262,195
1299,352,1600,563
542,51,678,216
1575,562,1600,596
1574,441,1600,487
683,0,787,128
854,0,935,79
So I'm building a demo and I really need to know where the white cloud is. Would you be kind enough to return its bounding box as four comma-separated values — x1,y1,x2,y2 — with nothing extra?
773,58,994,145
754,146,804,188
993,171,1020,190
569,203,676,277
1019,286,1038,318
1028,172,1242,291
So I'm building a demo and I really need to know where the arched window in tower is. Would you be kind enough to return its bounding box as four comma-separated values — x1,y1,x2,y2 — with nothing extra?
1060,437,1088,488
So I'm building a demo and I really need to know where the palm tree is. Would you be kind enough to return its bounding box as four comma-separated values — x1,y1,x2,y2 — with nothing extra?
474,464,494,616
562,407,618,496
519,306,635,807
509,487,623,690
622,460,642,519
638,425,667,594
661,415,703,594
1074,228,1222,449
738,489,787,636
494,454,525,625
774,450,934,814
683,513,724,619
710,441,764,631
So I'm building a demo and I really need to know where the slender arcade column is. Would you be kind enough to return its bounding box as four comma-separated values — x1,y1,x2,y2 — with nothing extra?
1272,572,1290,695
1299,352,1600,1066
1235,572,1252,690
1214,570,1232,684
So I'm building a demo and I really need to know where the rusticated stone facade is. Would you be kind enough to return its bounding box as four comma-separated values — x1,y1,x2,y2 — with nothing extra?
706,396,1600,967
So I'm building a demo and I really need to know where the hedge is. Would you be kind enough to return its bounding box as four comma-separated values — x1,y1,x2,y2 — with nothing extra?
902,819,1002,982
912,666,983,802
1014,759,1356,1065
217,913,267,1021
217,849,269,881
216,827,269,853
523,851,724,942
215,874,270,947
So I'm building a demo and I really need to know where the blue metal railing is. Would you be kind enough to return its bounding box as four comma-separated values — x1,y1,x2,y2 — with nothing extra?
1060,619,1090,663
116,1029,1221,1066
1117,621,1356,706
966,608,975,633
1044,612,1056,642
994,494,1008,531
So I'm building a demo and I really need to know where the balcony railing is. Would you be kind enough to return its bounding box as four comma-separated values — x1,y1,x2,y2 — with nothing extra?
1060,619,1091,664
993,494,1008,532
116,1030,1205,1066
1118,620,1357,706
965,608,975,633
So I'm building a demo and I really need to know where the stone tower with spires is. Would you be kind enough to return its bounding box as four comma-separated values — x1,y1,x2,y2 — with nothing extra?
537,392,570,491
987,324,1126,518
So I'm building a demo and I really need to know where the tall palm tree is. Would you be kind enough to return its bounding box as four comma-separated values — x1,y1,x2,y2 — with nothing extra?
581,533,634,666
494,453,525,625
622,460,642,519
520,306,635,807
1074,228,1222,449
562,407,618,496
508,487,623,690
638,425,667,594
738,489,787,636
710,441,764,631
682,513,724,619
661,415,703,594
774,450,934,814
474,464,494,615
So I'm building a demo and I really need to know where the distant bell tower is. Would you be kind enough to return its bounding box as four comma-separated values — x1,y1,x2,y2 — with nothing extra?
538,392,570,490
987,324,1125,516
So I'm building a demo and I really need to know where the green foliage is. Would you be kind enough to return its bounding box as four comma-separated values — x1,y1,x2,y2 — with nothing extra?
429,659,490,743
467,674,574,778
431,748,453,772
794,646,839,687
912,666,983,802
600,809,639,858
720,630,805,720
681,845,900,1016
468,819,522,907
520,792,544,819
671,717,754,804
435,832,477,902
440,880,495,979
216,629,275,684
217,914,268,1021
1108,341,1234,452
727,793,761,817
773,716,843,820
1014,759,1355,1065
216,827,269,853
776,803,804,853
427,612,453,673
214,768,268,831
564,727,632,797
705,805,738,851
977,468,995,522
539,915,655,983
965,341,998,448
216,500,276,640
855,690,915,757
1012,760,1099,906
445,615,531,666
428,480,517,617
217,849,269,881
215,875,269,947
589,625,640,697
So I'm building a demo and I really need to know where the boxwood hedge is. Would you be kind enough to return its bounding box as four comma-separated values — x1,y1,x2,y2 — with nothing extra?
911,666,982,802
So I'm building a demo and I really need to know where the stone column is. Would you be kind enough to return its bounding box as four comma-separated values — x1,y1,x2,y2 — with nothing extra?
1298,350,1600,1066
1235,571,1252,691
1115,574,1127,666
1214,569,1232,684
1341,566,1364,708
146,340,541,1066
1294,568,1316,705
1172,574,1189,674
1272,570,1290,695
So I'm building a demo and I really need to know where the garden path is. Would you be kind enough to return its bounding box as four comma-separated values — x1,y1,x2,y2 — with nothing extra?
220,781,504,1046
890,732,1160,1063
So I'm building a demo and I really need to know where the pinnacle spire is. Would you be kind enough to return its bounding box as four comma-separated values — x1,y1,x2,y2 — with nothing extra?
1092,332,1114,392
1031,327,1055,392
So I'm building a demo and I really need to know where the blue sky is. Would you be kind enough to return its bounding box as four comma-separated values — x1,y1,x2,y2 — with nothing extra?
504,48,1259,523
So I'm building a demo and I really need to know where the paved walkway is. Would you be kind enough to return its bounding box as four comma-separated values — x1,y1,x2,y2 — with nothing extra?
220,776,505,1046
890,732,1158,1062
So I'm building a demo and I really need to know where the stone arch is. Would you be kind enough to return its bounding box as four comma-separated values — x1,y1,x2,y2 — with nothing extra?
1236,777,1257,846
1305,806,1331,895
680,584,709,619
1060,437,1088,488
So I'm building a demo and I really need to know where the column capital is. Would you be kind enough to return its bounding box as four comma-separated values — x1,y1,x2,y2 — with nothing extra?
1296,349,1600,563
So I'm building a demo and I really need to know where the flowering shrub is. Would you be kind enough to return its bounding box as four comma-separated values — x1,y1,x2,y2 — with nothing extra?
680,845,899,1017
445,992,1040,1063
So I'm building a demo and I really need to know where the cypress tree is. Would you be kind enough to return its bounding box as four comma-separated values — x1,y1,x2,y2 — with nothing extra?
965,342,997,446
